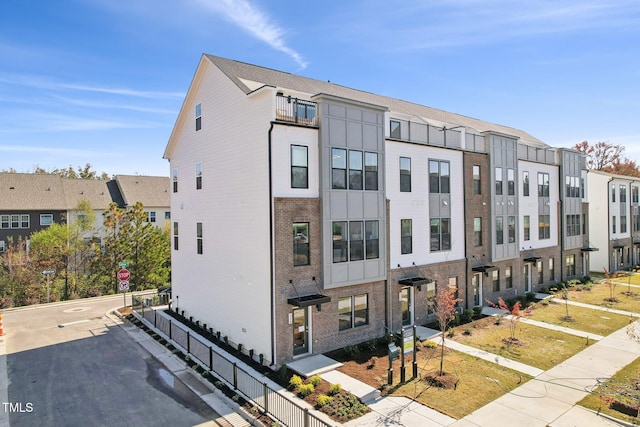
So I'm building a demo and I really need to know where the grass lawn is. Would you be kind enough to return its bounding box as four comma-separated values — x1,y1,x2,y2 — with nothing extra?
527,300,633,336
557,282,640,313
578,356,640,424
390,346,531,419
448,316,593,370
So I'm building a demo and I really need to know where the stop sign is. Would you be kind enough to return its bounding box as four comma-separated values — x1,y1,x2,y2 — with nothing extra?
117,269,130,281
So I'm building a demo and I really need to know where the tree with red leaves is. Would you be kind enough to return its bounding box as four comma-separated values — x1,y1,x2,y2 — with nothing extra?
435,284,462,375
487,297,533,345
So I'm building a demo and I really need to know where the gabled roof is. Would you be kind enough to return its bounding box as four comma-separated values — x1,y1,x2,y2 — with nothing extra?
204,54,547,147
62,178,113,210
114,175,170,208
0,173,67,210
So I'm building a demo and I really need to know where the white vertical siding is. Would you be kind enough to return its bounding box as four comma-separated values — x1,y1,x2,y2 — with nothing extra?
271,125,319,198
587,172,610,272
518,160,559,250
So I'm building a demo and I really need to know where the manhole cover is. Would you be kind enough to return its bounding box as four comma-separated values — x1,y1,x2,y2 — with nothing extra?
63,307,90,313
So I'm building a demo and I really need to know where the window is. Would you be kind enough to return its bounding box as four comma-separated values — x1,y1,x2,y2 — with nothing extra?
349,221,364,261
0,241,4,253
196,222,203,254
621,215,627,233
165,211,171,220
507,168,515,195
566,254,575,276
390,120,401,139
146,211,156,223
196,162,203,190
539,215,550,239
332,221,348,262
508,216,516,243
293,223,309,266
399,157,411,192
0,215,8,229
365,221,379,259
172,169,178,193
364,152,378,190
430,218,451,251
537,260,544,284
331,148,347,189
39,214,52,227
21,214,29,228
401,219,412,254
549,258,554,281
339,294,369,330
612,216,617,234
429,160,450,194
492,270,499,292
473,217,482,246
291,145,308,189
195,103,202,131
495,167,503,195
633,186,639,204
349,150,363,190
11,215,19,229
472,165,481,195
505,266,512,288
496,216,504,245
523,171,530,196
583,213,587,235
566,214,581,236
620,185,627,203
524,215,530,241
611,184,616,202
173,222,179,250
538,172,549,197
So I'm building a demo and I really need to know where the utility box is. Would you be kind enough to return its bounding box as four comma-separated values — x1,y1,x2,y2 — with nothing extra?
388,344,399,361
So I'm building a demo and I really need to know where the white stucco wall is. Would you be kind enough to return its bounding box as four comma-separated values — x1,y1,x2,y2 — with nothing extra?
518,160,559,250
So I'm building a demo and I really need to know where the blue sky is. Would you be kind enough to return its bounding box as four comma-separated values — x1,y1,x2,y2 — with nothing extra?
1,0,639,177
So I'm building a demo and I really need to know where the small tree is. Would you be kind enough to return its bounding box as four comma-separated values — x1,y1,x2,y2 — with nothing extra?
487,298,532,345
435,284,461,375
560,288,574,322
603,268,620,303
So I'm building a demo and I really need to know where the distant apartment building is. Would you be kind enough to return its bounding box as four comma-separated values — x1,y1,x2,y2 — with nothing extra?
163,54,590,367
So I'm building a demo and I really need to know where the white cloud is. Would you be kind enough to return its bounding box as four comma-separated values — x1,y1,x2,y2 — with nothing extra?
195,0,308,68
0,144,108,157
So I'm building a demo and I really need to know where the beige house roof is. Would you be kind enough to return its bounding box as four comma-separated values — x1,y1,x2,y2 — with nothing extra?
204,54,548,148
114,175,170,208
0,173,68,210
62,178,113,210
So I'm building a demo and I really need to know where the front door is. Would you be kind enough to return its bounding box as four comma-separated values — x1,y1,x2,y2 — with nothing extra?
472,273,482,307
401,287,412,327
524,264,531,292
292,308,308,356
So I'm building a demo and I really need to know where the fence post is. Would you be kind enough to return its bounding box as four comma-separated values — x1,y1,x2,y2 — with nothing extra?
233,363,238,390
209,346,213,370
169,319,172,340
263,383,269,414
304,407,309,427
154,309,157,328
187,331,191,354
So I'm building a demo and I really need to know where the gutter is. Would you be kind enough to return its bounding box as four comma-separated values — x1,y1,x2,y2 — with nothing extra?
268,121,276,367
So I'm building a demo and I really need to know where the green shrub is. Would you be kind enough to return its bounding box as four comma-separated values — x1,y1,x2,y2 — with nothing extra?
525,292,536,302
309,374,322,387
328,383,342,396
423,340,438,349
316,394,333,408
298,383,314,397
460,309,474,323
539,286,549,294
343,345,360,358
472,306,483,318
289,375,303,388
364,338,378,352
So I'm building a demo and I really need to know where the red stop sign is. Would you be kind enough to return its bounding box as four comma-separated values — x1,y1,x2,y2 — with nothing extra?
117,269,130,281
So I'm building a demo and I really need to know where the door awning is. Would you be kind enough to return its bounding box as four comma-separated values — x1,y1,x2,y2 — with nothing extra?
287,294,331,308
398,276,432,287
523,256,541,263
471,265,496,273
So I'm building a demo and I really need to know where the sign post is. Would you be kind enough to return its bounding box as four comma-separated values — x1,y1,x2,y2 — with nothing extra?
41,270,55,303
117,266,130,308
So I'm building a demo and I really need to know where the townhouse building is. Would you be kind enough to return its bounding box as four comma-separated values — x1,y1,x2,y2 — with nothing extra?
587,170,640,272
164,54,589,367
0,173,170,252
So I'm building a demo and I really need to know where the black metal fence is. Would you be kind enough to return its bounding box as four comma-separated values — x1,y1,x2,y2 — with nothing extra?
132,295,335,427
275,95,318,126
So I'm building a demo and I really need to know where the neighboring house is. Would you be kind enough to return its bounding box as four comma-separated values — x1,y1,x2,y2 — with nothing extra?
587,170,639,273
0,173,170,252
163,54,590,367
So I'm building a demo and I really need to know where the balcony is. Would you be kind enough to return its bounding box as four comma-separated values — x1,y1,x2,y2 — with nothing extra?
275,94,318,126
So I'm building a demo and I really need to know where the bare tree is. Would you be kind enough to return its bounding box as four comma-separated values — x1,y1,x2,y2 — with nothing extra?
574,140,626,171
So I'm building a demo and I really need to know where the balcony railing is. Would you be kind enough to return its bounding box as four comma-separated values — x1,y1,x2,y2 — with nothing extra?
276,95,318,126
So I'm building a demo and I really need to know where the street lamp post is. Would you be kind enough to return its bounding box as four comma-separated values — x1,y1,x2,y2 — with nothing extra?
42,270,55,303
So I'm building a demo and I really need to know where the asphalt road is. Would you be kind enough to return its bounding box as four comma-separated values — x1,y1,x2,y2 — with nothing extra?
1,294,222,427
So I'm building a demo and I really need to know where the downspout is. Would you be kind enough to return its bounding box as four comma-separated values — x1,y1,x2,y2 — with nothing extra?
607,176,614,272
268,121,276,367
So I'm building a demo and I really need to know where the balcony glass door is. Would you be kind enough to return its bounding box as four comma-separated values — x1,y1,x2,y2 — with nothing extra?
293,308,308,356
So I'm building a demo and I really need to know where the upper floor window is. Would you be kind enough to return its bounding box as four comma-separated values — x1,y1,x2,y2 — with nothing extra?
0,240,5,253
473,217,482,246
349,221,364,261
492,270,499,292
0,215,8,229
10,215,19,229
349,150,363,190
291,145,308,189
430,218,451,251
40,214,52,227
401,219,412,254
495,167,503,195
293,223,310,266
633,186,639,204
400,157,411,192
472,165,481,195
566,176,580,198
173,222,179,250
20,214,29,228
524,215,530,241
364,152,378,191
196,162,203,190
507,168,515,195
195,103,202,131
612,215,617,233
429,160,450,194
620,185,627,203
390,120,401,139
332,148,347,189
505,266,512,288
496,217,504,245
538,172,550,197
172,169,178,193
365,221,379,259
508,216,516,243
611,184,616,202
196,222,203,254
523,171,530,196
165,211,171,219
146,211,157,223
539,214,550,239
333,220,379,262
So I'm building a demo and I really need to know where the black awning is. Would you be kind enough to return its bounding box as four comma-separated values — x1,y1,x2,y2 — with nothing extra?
471,265,496,273
612,243,625,249
523,256,541,262
287,294,331,307
581,247,599,252
398,276,432,286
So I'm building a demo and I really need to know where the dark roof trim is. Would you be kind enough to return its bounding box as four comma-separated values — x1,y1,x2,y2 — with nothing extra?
471,265,496,273
287,294,331,308
398,276,432,287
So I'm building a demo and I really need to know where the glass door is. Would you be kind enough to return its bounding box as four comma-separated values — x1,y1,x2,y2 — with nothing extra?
401,287,412,326
292,308,308,356
524,264,531,292
472,273,482,307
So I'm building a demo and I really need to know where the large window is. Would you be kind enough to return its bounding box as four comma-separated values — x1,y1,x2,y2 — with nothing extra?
495,167,503,195
523,171,530,196
390,120,401,139
146,211,156,223
400,157,411,192
173,222,179,250
365,152,378,190
291,145,308,189
196,162,202,190
549,258,554,281
365,221,379,259
195,103,202,131
472,165,481,195
172,169,178,193
332,221,348,262
492,270,499,292
331,148,347,189
293,223,309,266
524,215,530,241
633,186,639,204
196,222,203,254
0,215,8,229
429,160,450,194
566,255,575,276
401,219,412,254
611,184,616,202
39,214,51,227
537,260,544,284
566,214,581,236
349,221,364,261
333,221,378,262
349,150,363,190
11,215,19,229
505,266,512,288
538,172,550,197
507,168,515,195
19,214,29,228
508,216,516,243
496,216,504,245
620,185,627,203
339,294,369,330
430,218,451,251
473,217,482,246
539,215,550,239
621,215,627,233
612,216,617,233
